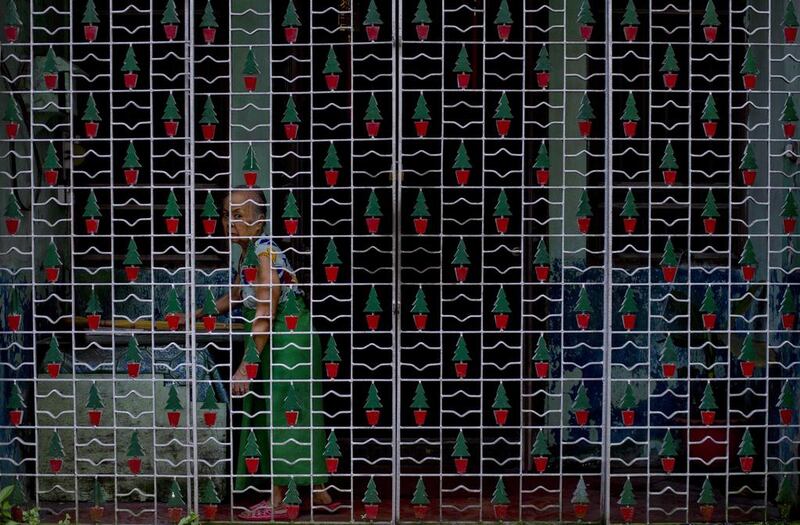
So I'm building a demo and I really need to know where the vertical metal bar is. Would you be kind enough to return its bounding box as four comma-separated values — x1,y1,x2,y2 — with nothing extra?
392,0,402,523
601,1,614,523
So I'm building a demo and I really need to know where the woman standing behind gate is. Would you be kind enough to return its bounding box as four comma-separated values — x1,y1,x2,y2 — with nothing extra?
199,188,338,520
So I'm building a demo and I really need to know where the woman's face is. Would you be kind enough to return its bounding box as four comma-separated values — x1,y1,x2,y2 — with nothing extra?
222,192,265,246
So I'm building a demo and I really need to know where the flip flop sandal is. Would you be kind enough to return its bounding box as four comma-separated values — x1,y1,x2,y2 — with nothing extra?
238,503,289,521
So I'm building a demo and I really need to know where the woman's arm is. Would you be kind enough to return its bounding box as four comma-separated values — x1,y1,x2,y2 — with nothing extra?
231,253,281,395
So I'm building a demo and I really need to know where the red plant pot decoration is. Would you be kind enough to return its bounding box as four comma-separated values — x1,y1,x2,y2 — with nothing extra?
124,168,139,186
413,313,428,331
325,362,339,379
456,72,470,89
124,265,140,282
44,73,58,90
202,218,216,236
165,313,180,331
87,314,101,331
742,169,756,186
163,24,178,41
494,313,509,331
83,24,98,42
5,217,20,235
623,25,638,41
742,74,757,90
366,25,380,42
533,456,548,473
620,505,634,523
366,121,381,138
574,409,589,426
366,217,381,234
740,361,755,378
9,409,23,426
702,313,716,330
202,27,217,44
534,264,550,282
579,24,593,40
662,363,676,378
203,411,217,427
365,409,381,426
5,25,20,43
702,121,717,138
285,409,299,427
739,455,754,473
6,313,21,332
413,217,428,235
703,217,717,235
703,26,718,42
621,409,635,426
45,267,60,283
573,503,588,520
780,408,793,425
662,265,677,283
413,504,428,520
127,362,140,378
286,504,300,521
242,266,257,283
782,313,796,330
6,122,20,139
493,504,509,521
413,409,427,426
495,217,509,234
325,73,340,91
497,24,511,41
167,507,183,523
44,169,58,186
661,456,676,474
534,361,549,378
455,169,470,186
47,362,61,378
576,313,591,330
50,458,63,473
621,313,636,331
701,410,716,426
536,168,550,186
325,456,339,473
85,217,100,235
167,411,181,427
243,75,258,91
663,72,678,89
89,506,104,522
88,409,102,426
85,121,99,138
243,171,257,187
416,24,429,41
325,265,340,283
414,120,429,138
741,264,756,282
622,121,637,138
623,217,637,234
165,217,180,235
496,119,510,137
364,504,379,521
454,457,468,474
663,169,677,186
245,363,259,380
454,362,468,378
201,123,216,140
285,314,299,331
163,120,179,138
786,26,799,42
284,123,299,140
536,72,550,89
454,265,469,283
128,457,142,475
699,505,715,522
201,505,218,521
203,315,216,332
366,313,380,331
578,120,592,137
577,216,591,234
284,218,298,236
123,72,138,89
784,122,797,139
284,27,298,44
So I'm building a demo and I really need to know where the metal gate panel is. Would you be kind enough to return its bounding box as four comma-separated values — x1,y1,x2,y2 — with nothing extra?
1,0,799,524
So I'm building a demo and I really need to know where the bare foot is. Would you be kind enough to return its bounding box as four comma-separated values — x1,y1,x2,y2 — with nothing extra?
272,485,285,507
312,484,333,505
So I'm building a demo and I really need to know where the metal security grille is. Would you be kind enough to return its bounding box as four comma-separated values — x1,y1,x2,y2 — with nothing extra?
1,0,799,524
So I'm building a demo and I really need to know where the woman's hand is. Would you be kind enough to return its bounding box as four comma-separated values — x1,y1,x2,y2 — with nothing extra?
232,362,251,395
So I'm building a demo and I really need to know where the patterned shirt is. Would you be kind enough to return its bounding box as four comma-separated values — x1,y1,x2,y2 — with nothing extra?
238,236,303,311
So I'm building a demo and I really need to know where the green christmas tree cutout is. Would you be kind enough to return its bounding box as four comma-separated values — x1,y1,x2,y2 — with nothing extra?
324,336,341,363
82,94,101,122
167,479,185,508
492,286,511,314
90,477,107,507
86,287,102,315
83,189,101,219
700,285,717,314
494,0,513,24
659,429,678,456
740,46,759,75
698,477,716,505
618,477,636,506
364,382,383,409
452,429,470,458
324,430,341,457
201,192,218,218
161,92,181,121
699,382,718,410
44,239,62,268
577,0,595,24
533,142,550,169
363,476,381,504
411,287,429,314
127,431,144,457
43,141,61,170
283,478,302,506
6,0,23,27
620,189,639,218
737,428,756,457
661,237,678,266
200,385,218,411
8,286,21,317
617,382,637,410
282,0,301,27
323,46,341,75
413,0,431,23
323,238,342,265
534,238,550,265
164,190,182,218
364,0,383,26
572,477,589,504
453,45,472,73
533,334,550,362
786,0,799,27
165,383,183,411
577,189,593,217
531,429,550,456
781,287,796,315
200,95,218,125
619,287,638,314
621,0,639,25
660,44,679,72
123,237,142,266
660,142,678,170
453,334,471,362
242,144,260,172
702,0,720,26
123,142,141,169
202,288,218,316
324,142,341,170
4,97,22,123
200,479,220,505
5,190,22,220
164,286,182,315
242,47,260,76
621,92,640,121
491,477,510,505
121,45,140,72
776,475,794,517
738,237,757,267
571,382,591,411
701,94,719,121
48,429,64,459
739,143,758,171
161,0,180,25
452,237,470,265
412,190,430,218
453,141,471,169
702,190,719,218
282,191,300,219
413,93,430,121
86,381,106,410
574,286,594,313
43,47,58,75
201,0,218,29
410,381,429,409
577,93,595,120
494,92,513,120
492,382,511,410
660,334,679,364
364,93,383,122
126,336,142,364
781,95,798,122
283,382,302,412
43,336,63,365
493,189,511,217
411,477,429,505
282,96,300,124
365,189,383,217
243,335,260,365
535,46,550,71
777,380,794,409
